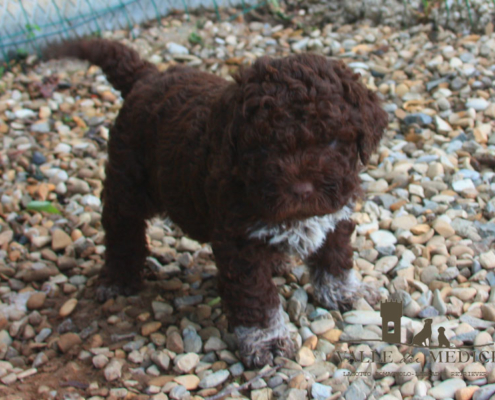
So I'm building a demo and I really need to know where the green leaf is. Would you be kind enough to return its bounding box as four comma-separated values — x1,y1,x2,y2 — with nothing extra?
25,23,41,32
207,297,221,307
16,48,27,55
62,115,73,124
188,32,203,45
26,201,61,215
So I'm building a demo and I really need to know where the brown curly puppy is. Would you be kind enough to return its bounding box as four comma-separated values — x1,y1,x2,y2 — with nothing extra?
48,39,388,368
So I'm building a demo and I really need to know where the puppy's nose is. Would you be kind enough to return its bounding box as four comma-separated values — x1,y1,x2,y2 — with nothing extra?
292,182,314,199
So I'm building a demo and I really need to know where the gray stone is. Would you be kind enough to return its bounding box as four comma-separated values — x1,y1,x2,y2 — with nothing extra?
418,306,439,318
93,354,109,369
460,315,495,330
175,353,199,373
451,77,466,91
229,362,244,377
404,113,433,126
174,295,203,308
30,121,50,133
439,267,459,281
104,359,123,382
437,97,451,110
451,330,479,344
123,339,145,352
32,151,46,165
151,351,170,370
169,385,190,400
183,328,202,353
451,218,480,241
370,230,397,247
288,288,308,321
152,301,173,318
428,378,466,399
199,369,230,388
487,199,495,218
291,38,310,52
432,289,447,315
204,336,227,352
466,98,489,111
268,375,284,388
284,388,307,400
15,109,36,119
473,384,495,400
311,383,332,400
167,42,189,55
33,352,48,367
177,237,201,252
344,379,372,400
0,331,12,346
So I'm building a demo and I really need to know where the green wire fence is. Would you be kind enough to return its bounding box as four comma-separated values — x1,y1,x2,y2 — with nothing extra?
0,0,491,63
0,0,263,62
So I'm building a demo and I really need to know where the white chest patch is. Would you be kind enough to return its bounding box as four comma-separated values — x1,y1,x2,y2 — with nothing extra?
247,204,353,258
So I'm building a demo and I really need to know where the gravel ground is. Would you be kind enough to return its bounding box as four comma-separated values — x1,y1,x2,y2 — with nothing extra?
1,8,495,400
296,0,495,34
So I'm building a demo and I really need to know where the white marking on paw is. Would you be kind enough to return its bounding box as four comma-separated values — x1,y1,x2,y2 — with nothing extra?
234,306,294,366
235,306,289,350
247,204,353,258
312,269,380,310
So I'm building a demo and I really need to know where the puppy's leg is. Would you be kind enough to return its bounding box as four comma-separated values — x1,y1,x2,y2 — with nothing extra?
306,220,381,311
97,144,149,302
213,240,295,368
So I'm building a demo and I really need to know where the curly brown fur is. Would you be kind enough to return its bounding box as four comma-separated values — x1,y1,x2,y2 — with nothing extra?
46,39,388,368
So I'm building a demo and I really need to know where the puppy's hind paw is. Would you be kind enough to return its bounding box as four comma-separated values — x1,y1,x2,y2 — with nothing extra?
312,270,381,312
94,279,140,303
361,282,382,307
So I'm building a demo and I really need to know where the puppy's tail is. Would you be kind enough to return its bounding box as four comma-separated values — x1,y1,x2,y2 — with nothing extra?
45,38,158,98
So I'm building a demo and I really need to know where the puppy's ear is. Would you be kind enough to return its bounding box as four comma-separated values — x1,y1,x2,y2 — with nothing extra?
329,60,388,166
357,91,388,165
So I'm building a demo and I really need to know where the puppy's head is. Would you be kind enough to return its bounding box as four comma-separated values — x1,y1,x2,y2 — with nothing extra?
226,54,388,223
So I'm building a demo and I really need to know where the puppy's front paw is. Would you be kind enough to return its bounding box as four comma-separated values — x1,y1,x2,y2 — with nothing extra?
312,270,381,312
235,307,295,368
237,333,295,368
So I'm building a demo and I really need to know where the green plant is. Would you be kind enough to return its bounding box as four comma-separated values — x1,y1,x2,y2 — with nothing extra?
267,0,293,21
207,297,221,306
188,31,203,45
25,23,41,39
62,115,73,124
464,0,473,26
0,66,4,80
15,48,28,60
196,18,206,30
26,201,61,215
421,0,430,13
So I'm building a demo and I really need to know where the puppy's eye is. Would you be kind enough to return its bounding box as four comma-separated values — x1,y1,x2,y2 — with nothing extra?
328,139,339,149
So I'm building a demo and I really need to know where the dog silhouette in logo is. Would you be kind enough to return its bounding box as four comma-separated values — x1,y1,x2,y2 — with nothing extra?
411,318,432,347
437,327,452,348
